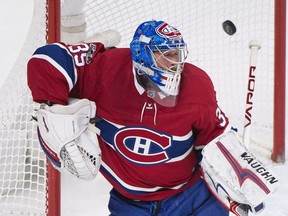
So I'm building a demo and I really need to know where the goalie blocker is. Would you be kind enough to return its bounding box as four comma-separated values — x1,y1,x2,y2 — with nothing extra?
200,130,279,215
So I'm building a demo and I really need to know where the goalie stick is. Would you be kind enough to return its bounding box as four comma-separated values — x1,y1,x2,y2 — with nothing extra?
243,40,261,148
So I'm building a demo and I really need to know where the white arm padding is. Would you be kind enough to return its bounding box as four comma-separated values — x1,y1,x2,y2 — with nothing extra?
200,131,279,214
37,98,101,180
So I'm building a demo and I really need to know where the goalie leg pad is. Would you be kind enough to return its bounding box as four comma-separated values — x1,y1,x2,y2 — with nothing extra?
200,131,279,214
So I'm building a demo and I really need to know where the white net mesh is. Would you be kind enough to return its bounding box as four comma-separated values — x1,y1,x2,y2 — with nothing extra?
0,0,277,215
0,0,47,215
82,0,275,157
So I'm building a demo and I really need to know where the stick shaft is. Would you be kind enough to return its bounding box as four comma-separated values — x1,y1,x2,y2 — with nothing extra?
243,41,261,147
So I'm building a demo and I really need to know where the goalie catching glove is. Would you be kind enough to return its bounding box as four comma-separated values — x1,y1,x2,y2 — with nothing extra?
200,130,279,215
36,98,101,180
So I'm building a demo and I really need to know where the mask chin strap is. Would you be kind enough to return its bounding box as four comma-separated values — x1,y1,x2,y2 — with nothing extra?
133,61,154,76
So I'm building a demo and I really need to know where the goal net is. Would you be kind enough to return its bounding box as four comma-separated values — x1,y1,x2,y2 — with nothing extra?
0,0,285,215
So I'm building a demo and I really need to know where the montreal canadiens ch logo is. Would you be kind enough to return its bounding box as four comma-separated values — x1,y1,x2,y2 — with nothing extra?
114,127,172,165
156,23,182,39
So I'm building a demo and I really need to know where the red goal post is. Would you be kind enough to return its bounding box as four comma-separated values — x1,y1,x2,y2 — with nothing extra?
273,0,286,163
46,2,61,216
0,0,285,215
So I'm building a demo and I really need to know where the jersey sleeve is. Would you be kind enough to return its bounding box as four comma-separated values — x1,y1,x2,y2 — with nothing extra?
192,74,230,149
27,42,105,105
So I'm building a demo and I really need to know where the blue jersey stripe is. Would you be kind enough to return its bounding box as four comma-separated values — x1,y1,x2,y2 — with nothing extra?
96,119,194,164
100,165,146,195
100,163,188,195
33,44,76,85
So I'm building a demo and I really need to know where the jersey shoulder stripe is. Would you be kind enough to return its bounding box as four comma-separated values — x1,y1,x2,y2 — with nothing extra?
33,43,77,88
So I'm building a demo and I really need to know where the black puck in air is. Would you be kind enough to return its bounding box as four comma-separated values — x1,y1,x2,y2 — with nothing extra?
222,20,236,35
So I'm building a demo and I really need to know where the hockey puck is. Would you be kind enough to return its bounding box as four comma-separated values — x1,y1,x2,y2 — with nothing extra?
222,20,236,35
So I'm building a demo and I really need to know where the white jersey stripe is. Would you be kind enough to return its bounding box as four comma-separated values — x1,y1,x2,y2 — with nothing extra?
101,161,187,193
54,43,78,85
31,54,74,91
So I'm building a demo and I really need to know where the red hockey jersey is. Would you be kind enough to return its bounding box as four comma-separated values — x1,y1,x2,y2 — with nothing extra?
27,42,229,201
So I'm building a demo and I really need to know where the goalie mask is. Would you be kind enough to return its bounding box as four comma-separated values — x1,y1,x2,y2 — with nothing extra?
130,20,188,107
